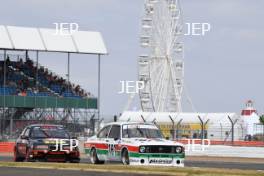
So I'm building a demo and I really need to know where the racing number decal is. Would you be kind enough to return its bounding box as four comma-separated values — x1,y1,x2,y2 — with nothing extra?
108,144,116,156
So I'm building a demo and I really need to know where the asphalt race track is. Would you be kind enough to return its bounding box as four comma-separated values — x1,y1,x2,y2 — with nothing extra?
0,167,153,176
186,160,264,170
0,156,264,171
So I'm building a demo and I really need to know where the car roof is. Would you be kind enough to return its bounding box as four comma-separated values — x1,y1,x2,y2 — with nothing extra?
104,121,155,126
26,124,64,128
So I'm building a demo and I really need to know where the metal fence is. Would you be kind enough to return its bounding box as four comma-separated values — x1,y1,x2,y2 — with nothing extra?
158,123,264,143
0,107,101,141
0,118,103,141
1,113,264,144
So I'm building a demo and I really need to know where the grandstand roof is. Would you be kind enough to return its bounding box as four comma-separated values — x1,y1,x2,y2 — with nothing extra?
0,25,107,55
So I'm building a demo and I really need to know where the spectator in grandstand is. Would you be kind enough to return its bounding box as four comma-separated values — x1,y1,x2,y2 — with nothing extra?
80,89,84,97
32,87,38,94
43,68,48,76
75,85,80,94
58,77,65,84
53,75,58,81
2,57,91,98
61,85,66,95
22,79,29,90
18,89,27,96
47,73,54,87
17,58,23,69
39,67,43,72
25,57,33,66
18,79,23,89
8,80,17,88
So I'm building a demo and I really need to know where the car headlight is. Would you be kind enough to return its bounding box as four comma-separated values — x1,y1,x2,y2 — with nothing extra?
139,146,146,153
175,146,182,153
34,145,49,150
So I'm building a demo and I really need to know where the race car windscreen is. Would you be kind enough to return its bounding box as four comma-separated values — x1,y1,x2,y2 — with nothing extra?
122,124,163,139
30,126,70,139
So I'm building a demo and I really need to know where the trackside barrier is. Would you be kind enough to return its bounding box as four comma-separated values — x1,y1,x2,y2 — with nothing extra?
1,140,264,154
0,141,85,154
0,142,15,153
176,140,264,147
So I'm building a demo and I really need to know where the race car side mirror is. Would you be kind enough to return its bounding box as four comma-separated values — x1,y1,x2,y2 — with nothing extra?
20,135,29,140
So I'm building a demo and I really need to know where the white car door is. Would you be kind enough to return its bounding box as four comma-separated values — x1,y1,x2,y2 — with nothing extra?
96,125,112,161
106,125,121,161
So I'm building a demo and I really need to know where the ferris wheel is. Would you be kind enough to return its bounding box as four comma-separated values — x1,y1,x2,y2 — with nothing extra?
138,0,184,112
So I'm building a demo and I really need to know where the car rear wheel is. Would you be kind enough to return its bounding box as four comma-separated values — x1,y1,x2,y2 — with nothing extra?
121,149,130,165
90,148,104,164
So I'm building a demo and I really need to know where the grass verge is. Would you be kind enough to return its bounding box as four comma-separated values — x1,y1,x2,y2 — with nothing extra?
0,162,263,176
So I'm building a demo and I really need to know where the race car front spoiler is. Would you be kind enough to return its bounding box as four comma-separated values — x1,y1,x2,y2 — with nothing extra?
129,157,184,167
29,149,80,162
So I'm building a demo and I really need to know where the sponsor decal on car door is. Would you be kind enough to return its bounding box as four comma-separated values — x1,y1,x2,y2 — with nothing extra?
107,139,116,159
107,125,121,161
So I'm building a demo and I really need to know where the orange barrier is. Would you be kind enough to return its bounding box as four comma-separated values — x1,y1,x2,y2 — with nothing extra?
176,139,264,147
0,142,15,153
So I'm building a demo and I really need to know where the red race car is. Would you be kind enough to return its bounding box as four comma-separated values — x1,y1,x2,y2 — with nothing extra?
14,124,80,163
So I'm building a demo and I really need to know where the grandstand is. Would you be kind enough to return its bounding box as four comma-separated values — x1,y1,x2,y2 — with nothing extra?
0,25,107,139
0,54,98,139
0,55,92,98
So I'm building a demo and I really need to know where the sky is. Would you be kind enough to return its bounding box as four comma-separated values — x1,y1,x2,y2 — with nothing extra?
0,0,263,117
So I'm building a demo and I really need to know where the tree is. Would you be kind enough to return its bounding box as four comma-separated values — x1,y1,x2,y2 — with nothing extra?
260,115,264,125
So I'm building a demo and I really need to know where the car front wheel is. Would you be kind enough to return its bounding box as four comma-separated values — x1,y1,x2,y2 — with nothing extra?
14,148,25,162
69,159,80,163
90,148,104,164
25,148,35,162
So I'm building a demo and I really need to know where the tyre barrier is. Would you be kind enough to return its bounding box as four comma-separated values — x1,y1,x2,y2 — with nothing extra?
0,142,15,153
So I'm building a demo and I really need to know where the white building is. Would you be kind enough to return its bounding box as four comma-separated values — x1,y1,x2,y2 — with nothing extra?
118,101,263,141
118,111,245,141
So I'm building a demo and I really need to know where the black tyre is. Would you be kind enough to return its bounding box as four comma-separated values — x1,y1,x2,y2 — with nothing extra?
90,148,104,164
14,148,25,162
25,148,35,162
121,149,130,165
69,159,80,163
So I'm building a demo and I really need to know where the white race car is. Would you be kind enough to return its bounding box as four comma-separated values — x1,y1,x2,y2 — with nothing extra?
84,122,185,167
